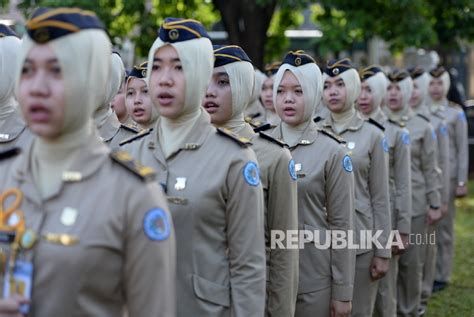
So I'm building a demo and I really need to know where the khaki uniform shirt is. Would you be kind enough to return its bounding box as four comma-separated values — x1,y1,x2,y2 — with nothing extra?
122,113,266,317
0,137,176,317
429,108,450,204
373,111,412,234
400,111,441,216
238,124,298,317
443,101,468,183
0,110,33,151
320,113,391,258
270,121,356,301
98,113,139,149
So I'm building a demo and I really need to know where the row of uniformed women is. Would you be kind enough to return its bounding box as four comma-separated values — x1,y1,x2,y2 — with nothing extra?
0,9,467,317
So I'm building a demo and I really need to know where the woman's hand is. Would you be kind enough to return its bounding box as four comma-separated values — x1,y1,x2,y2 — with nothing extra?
331,299,351,317
370,256,389,281
0,295,29,317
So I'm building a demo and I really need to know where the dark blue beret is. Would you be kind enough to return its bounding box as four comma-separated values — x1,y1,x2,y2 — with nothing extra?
282,50,315,67
387,69,410,82
158,17,210,43
0,24,18,38
213,45,252,68
359,65,383,81
324,58,354,77
429,66,446,78
25,7,104,44
264,61,281,77
408,66,425,79
129,61,148,79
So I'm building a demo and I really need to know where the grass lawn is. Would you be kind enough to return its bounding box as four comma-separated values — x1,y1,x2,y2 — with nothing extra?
426,180,474,316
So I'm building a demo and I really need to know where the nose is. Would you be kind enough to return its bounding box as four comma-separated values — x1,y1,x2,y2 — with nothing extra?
134,92,143,105
28,70,49,97
284,91,294,103
205,83,217,98
158,68,173,87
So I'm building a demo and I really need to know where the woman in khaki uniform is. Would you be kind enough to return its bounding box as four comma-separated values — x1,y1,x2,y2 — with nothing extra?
0,7,176,316
203,45,298,317
94,52,140,148
320,58,391,317
121,18,266,317
125,61,159,130
356,66,412,317
384,69,441,317
428,66,469,292
0,24,33,151
258,62,281,126
269,51,355,317
409,67,450,314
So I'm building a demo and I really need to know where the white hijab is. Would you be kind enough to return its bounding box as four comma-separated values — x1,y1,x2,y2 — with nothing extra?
94,52,125,127
246,68,265,113
386,76,413,121
323,68,361,133
221,61,255,132
411,72,430,113
362,72,388,119
15,30,111,197
0,35,21,123
428,71,450,109
147,36,213,157
273,62,322,146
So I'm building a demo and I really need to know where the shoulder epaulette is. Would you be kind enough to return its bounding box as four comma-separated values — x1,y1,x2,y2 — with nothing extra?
258,131,287,148
119,128,153,146
216,127,252,147
416,113,430,122
120,123,142,134
110,149,156,181
318,129,346,144
253,123,273,133
0,147,21,161
388,119,406,128
367,118,385,131
313,116,323,123
448,101,463,109
245,116,264,128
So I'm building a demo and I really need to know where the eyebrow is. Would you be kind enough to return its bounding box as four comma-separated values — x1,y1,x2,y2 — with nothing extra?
24,58,59,64
153,57,181,63
215,72,228,77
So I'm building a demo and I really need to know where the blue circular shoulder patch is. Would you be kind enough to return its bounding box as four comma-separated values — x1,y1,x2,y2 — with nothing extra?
439,124,448,137
288,159,297,181
381,137,389,153
401,132,410,145
143,208,170,241
458,111,466,121
343,155,353,173
243,161,260,186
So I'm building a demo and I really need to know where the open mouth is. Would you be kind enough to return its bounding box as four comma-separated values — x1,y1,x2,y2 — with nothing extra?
133,107,145,117
157,92,174,106
283,106,296,116
29,104,51,122
203,101,219,114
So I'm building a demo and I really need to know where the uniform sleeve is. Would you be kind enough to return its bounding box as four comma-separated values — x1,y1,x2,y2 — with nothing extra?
326,147,356,301
226,149,266,317
422,124,441,207
265,148,298,316
437,122,450,204
370,132,392,258
124,181,176,317
394,129,412,234
455,110,469,183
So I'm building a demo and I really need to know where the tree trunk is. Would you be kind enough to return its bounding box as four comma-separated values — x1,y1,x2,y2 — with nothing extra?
213,0,277,70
